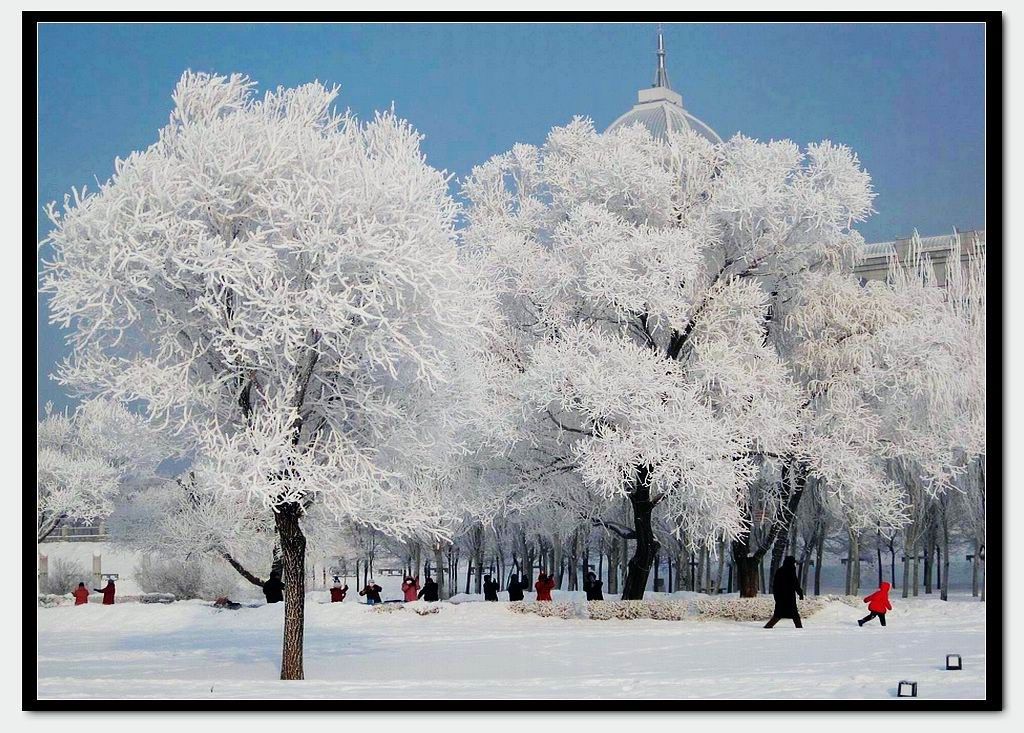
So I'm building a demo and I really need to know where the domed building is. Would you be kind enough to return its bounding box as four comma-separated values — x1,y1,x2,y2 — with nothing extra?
606,29,722,144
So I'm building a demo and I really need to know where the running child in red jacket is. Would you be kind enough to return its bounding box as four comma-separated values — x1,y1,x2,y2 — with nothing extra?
858,581,892,626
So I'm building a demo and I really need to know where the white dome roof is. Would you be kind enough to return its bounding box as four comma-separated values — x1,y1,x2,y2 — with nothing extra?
606,89,722,144
606,29,722,144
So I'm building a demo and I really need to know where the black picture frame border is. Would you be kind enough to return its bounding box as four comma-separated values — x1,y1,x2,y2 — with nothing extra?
24,8,1004,713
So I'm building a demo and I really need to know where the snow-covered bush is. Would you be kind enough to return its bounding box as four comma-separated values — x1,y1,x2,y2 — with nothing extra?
139,593,176,604
584,600,691,620
133,555,239,600
818,594,863,608
38,557,88,596
37,594,72,608
370,603,404,614
507,601,580,620
694,596,826,621
508,599,691,621
410,604,440,616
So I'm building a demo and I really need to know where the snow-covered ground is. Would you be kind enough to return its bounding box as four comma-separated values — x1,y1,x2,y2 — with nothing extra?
36,591,985,701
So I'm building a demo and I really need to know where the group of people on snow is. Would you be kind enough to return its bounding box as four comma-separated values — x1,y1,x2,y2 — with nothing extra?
66,555,894,628
764,556,893,629
69,579,116,605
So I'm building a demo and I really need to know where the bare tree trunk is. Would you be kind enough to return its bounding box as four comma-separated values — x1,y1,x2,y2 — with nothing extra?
621,469,660,600
851,531,861,596
814,523,825,596
433,544,445,600
714,541,726,594
876,532,883,587
606,539,618,595
275,503,306,681
923,520,934,594
912,541,920,597
971,537,980,597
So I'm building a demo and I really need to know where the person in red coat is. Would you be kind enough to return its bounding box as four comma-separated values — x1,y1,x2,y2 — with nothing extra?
329,584,348,603
534,572,556,602
859,581,892,626
72,582,89,605
94,579,116,605
401,576,420,602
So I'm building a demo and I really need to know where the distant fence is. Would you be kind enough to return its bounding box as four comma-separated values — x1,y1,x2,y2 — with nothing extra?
40,524,109,542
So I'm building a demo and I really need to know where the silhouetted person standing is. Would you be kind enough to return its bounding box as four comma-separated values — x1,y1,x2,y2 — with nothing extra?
506,573,525,602
583,571,604,601
263,571,284,604
418,576,439,602
483,574,499,601
764,556,803,628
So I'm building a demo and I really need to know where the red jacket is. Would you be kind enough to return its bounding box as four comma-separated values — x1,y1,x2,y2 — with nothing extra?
863,582,892,613
535,576,556,602
402,580,420,602
73,587,89,605
330,585,348,603
96,581,116,605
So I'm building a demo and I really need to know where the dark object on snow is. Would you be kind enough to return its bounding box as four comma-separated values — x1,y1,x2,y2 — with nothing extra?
262,573,284,604
483,575,499,602
534,573,556,602
418,577,439,602
213,596,242,610
358,582,383,605
330,585,348,603
764,556,803,628
584,572,604,601
506,574,525,602
897,680,918,697
946,654,962,670
93,580,116,605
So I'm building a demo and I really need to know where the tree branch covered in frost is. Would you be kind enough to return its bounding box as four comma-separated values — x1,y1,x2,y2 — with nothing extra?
462,118,883,550
36,399,169,542
41,71,502,539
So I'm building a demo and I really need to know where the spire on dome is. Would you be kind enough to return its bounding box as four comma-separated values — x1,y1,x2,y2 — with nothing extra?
654,25,671,90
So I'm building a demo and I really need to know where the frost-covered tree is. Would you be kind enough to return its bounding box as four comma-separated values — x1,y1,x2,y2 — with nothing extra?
463,119,886,598
40,72,496,679
36,399,168,542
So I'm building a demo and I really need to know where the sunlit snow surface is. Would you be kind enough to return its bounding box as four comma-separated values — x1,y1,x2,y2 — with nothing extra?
36,591,985,701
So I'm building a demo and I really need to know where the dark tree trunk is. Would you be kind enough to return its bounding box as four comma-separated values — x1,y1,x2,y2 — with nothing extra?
275,502,306,681
814,524,825,596
732,548,760,597
621,467,660,600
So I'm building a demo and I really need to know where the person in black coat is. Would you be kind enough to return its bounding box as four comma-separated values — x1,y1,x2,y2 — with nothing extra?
583,571,604,601
418,576,439,602
262,571,285,604
506,573,525,602
764,556,804,628
483,574,499,601
358,580,383,605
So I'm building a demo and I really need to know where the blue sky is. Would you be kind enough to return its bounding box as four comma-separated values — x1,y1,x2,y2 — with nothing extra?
35,22,987,414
